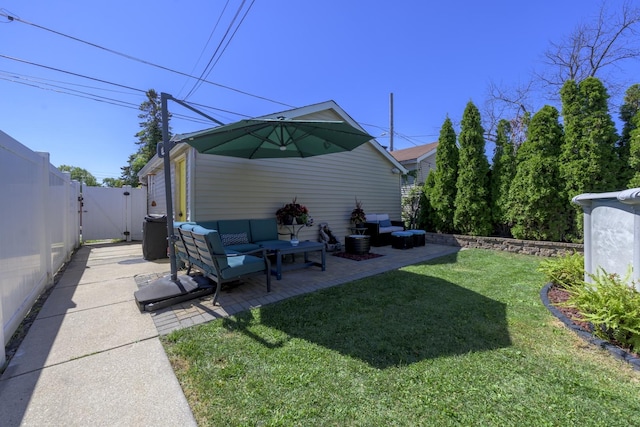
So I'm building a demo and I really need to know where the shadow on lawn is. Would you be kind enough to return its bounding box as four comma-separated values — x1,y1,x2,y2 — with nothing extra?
257,267,512,369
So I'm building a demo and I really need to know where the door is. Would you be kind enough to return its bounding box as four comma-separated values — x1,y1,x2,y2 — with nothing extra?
175,157,187,221
82,186,146,241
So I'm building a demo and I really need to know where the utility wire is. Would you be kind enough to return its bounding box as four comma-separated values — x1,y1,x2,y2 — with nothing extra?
177,0,231,98
183,0,245,99
0,9,295,108
0,75,140,109
0,54,146,93
0,68,141,96
0,66,245,125
0,9,392,137
183,0,256,100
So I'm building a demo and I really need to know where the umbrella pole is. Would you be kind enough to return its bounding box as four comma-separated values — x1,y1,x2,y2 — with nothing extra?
159,93,225,283
161,93,179,282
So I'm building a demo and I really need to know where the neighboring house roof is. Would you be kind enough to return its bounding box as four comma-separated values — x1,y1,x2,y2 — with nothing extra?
138,99,407,179
390,142,438,164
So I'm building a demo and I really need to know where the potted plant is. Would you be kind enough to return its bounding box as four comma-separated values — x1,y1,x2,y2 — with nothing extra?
276,197,313,245
276,197,310,225
350,198,367,228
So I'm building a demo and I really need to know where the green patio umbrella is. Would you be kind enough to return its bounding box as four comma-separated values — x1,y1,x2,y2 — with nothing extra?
177,118,373,158
135,94,374,310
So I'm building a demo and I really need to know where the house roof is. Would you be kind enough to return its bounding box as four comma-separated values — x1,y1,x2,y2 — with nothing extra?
390,142,438,163
257,100,406,172
138,100,408,179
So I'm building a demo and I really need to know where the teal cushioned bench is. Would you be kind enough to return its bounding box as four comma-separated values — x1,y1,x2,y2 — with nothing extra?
187,218,282,253
175,224,271,304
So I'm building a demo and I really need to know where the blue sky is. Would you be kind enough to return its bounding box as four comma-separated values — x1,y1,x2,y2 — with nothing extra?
2,1,638,181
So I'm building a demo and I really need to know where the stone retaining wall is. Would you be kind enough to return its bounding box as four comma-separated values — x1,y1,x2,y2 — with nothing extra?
425,232,583,257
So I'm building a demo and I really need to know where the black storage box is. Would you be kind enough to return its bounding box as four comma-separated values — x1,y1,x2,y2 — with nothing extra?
143,215,168,260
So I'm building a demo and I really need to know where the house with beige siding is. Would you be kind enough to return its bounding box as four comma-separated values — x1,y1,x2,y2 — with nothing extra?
138,100,407,242
390,142,438,194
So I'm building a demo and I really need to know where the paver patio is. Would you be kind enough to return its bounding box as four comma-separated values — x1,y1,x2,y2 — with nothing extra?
136,242,461,335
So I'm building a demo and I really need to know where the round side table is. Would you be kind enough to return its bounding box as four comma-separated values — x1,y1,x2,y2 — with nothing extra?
345,234,371,254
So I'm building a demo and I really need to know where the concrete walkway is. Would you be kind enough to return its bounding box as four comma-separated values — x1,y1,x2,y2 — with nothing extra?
0,240,459,426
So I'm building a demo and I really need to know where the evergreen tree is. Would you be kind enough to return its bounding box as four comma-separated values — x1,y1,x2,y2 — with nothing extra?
120,89,169,186
489,119,516,236
560,77,619,240
628,109,640,187
453,102,491,236
430,117,458,233
506,106,568,241
620,84,640,187
417,170,437,231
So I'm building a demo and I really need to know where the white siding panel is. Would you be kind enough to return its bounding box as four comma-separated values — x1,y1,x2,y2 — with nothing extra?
417,153,437,184
192,142,402,241
147,171,167,216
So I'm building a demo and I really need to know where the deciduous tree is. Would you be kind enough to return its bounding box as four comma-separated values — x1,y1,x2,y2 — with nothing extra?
57,165,99,187
539,1,640,97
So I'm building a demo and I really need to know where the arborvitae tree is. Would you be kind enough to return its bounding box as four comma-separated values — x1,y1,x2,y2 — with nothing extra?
579,78,620,188
628,109,640,187
121,89,169,187
620,84,640,187
560,77,619,240
506,106,568,241
430,117,459,233
489,119,516,236
453,102,492,236
417,170,437,231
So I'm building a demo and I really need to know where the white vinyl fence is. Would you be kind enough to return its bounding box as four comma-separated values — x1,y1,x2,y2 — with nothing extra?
1,130,81,365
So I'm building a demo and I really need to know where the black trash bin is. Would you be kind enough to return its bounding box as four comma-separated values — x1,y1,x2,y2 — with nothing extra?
143,215,168,260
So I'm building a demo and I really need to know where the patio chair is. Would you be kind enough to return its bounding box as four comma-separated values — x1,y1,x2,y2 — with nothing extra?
179,225,272,304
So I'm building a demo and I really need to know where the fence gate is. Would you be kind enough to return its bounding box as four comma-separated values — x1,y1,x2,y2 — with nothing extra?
81,186,146,241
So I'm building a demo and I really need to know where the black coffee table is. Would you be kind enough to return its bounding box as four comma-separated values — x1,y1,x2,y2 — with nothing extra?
263,241,326,280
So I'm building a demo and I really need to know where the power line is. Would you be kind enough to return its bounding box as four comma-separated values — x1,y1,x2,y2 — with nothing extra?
183,0,256,100
0,68,141,96
0,9,295,108
176,0,231,98
0,54,146,93
0,66,243,125
0,9,394,139
0,74,141,109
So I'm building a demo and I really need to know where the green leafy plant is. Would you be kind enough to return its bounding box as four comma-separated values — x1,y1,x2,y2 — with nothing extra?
563,266,640,352
537,252,584,288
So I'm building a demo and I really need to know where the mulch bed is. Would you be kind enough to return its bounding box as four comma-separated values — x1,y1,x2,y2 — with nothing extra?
545,283,640,366
332,252,384,261
546,285,592,331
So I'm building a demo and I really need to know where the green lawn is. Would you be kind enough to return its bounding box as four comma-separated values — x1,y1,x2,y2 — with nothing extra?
163,249,640,426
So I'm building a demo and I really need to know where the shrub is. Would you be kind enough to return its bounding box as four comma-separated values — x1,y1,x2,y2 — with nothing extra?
537,252,584,288
564,267,640,352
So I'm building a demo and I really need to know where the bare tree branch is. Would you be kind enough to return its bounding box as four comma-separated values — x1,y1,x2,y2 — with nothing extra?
540,1,640,92
485,1,640,143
